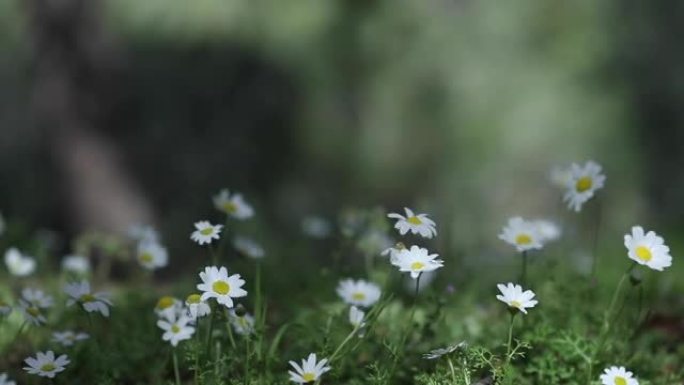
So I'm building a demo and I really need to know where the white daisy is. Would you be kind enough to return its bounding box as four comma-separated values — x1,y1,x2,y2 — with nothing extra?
348,306,365,328
185,294,211,320
197,266,247,308
336,279,382,307
0,373,16,385
229,310,255,335
157,312,195,347
61,255,90,274
21,288,54,308
127,224,160,244
301,216,332,239
233,236,265,259
64,281,112,317
624,226,672,271
533,219,561,243
155,296,184,321
23,351,70,378
496,283,538,314
288,353,331,384
391,245,444,279
358,230,394,256
213,189,254,220
381,242,406,264
18,299,48,325
549,165,572,189
387,208,437,239
600,366,639,385
423,341,467,360
52,331,89,347
0,299,11,317
563,160,606,212
136,241,168,270
498,217,544,252
190,221,223,245
4,248,36,277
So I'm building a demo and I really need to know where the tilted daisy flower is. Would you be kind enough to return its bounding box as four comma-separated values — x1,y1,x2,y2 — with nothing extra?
4,248,36,277
64,281,112,317
498,217,544,252
136,241,168,270
52,331,89,347
563,160,606,212
233,236,265,259
155,296,184,321
624,226,672,271
0,372,16,385
19,299,48,325
381,242,407,264
549,165,572,189
600,366,639,385
197,266,247,308
348,306,365,328
392,245,444,279
213,189,254,219
288,353,331,384
229,310,255,335
190,221,223,245
23,351,70,378
423,341,467,360
0,299,11,317
336,279,381,307
61,255,90,275
185,294,211,320
496,283,538,314
387,208,437,239
157,312,195,347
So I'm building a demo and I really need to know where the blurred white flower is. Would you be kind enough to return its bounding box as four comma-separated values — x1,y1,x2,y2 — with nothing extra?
4,248,36,277
288,353,331,384
22,288,54,308
197,266,247,308
0,372,16,385
563,160,605,212
185,294,211,320
381,242,406,264
549,165,572,189
496,283,538,314
600,366,639,385
213,189,254,219
155,296,184,321
423,341,467,360
23,351,69,378
392,245,443,279
624,226,672,271
18,288,53,325
136,241,168,270
229,310,255,335
532,220,561,243
336,279,381,307
358,230,394,256
64,281,112,317
498,217,544,252
127,224,160,244
301,216,332,239
61,255,90,275
348,306,365,328
157,312,195,347
52,331,89,347
387,208,437,239
190,221,223,245
233,236,265,259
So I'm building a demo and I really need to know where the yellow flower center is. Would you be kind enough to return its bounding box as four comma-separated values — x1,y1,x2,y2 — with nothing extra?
352,292,366,301
40,363,56,372
27,306,41,316
635,246,652,262
139,252,154,263
510,300,522,308
212,280,231,295
222,202,237,213
200,227,214,236
411,261,425,270
302,373,316,382
157,296,175,310
515,234,532,245
575,176,593,192
407,216,422,225
614,376,627,385
171,324,181,333
186,294,201,304
80,294,96,303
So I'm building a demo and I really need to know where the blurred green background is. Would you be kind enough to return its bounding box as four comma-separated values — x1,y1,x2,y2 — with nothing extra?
0,0,682,269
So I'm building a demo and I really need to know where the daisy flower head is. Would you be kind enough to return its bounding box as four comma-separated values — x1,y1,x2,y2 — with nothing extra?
155,296,184,321
233,236,265,259
21,288,54,308
387,208,437,239
197,266,247,308
19,299,48,325
624,226,672,271
157,312,195,347
61,255,90,275
288,353,331,384
563,160,606,212
549,165,572,189
23,351,69,378
600,366,639,385
64,281,112,317
213,189,254,219
185,293,211,320
498,217,544,252
137,241,168,270
336,279,381,307
496,283,538,314
381,242,406,264
348,306,365,328
4,247,36,277
392,245,444,279
191,221,223,245
0,373,16,385
52,330,89,347
423,341,467,360
229,309,255,335
533,219,561,243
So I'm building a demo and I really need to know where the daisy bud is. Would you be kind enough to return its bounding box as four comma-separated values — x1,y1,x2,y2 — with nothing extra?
234,303,247,317
629,271,643,286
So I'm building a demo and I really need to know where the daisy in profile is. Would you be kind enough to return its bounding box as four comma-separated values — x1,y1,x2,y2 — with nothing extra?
336,279,381,307
229,309,255,335
496,283,538,314
4,248,36,277
190,221,223,245
563,160,606,212
23,351,69,378
52,331,89,347
624,226,672,271
157,312,195,347
0,373,16,385
600,366,639,385
197,266,247,308
64,281,112,317
18,299,48,325
61,255,90,275
549,165,572,189
136,241,168,270
185,294,211,320
213,189,254,220
233,236,265,259
288,353,331,384
387,208,437,239
154,296,184,321
348,306,365,328
381,242,406,264
498,217,544,252
423,341,467,360
392,245,444,279
0,299,11,317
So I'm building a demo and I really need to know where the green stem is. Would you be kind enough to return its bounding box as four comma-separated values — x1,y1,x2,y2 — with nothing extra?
209,244,218,266
520,251,528,286
328,324,360,364
173,348,181,385
589,197,603,278
447,357,457,384
10,320,27,346
505,312,516,367
205,309,215,358
244,337,251,385
254,262,263,361
387,274,421,384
